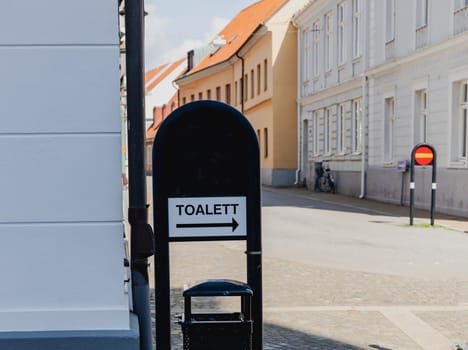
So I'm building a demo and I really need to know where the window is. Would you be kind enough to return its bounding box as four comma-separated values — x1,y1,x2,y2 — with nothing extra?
239,78,243,103
182,97,186,105
206,89,211,100
352,99,362,152
324,12,333,72
337,104,346,153
216,86,221,101
458,81,468,159
313,111,320,154
352,0,361,57
454,0,468,11
324,108,332,154
386,0,395,42
244,74,248,101
303,28,312,81
313,21,320,76
251,69,254,99
416,0,428,28
264,59,268,91
263,128,269,158
384,97,395,162
257,64,261,95
234,82,238,105
338,2,346,65
225,84,231,104
415,89,428,143
198,92,203,100
190,94,195,102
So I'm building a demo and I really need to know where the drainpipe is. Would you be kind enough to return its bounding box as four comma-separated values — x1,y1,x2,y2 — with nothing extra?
124,1,154,350
293,18,302,186
236,53,245,113
359,0,369,199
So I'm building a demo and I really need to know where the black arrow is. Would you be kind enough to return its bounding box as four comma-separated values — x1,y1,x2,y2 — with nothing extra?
176,218,239,232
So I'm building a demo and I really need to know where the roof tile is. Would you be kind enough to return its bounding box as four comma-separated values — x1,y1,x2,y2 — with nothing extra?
188,0,287,75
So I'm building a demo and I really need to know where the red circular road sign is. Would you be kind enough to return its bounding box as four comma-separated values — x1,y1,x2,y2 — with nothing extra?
414,145,434,166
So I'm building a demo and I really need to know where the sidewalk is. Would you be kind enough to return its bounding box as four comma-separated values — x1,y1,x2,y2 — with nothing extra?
268,186,468,233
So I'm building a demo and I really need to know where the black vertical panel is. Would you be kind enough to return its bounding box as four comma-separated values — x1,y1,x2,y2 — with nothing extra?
153,101,262,350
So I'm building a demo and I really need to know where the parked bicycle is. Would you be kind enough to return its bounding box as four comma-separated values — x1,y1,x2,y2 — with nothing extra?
314,162,336,193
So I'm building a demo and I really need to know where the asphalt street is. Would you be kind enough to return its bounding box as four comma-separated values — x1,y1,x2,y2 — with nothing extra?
143,180,468,349
260,188,468,280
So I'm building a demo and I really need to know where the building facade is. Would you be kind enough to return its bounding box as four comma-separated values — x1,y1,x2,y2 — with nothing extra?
0,1,136,348
296,0,468,217
295,0,369,196
176,0,308,186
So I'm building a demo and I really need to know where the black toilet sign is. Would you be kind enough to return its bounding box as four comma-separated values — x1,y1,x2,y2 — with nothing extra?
168,196,247,238
152,100,263,350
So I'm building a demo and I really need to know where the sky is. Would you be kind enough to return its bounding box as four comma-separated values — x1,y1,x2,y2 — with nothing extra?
144,0,257,69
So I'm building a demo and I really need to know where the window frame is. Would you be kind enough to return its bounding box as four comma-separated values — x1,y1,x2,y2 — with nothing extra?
416,0,428,28
337,103,346,153
352,99,362,153
324,107,332,154
338,2,347,65
313,20,321,77
384,97,395,163
352,0,362,58
454,0,468,11
257,64,261,95
225,84,231,104
386,0,396,43
459,81,468,159
324,12,333,72
313,110,320,155
302,28,312,82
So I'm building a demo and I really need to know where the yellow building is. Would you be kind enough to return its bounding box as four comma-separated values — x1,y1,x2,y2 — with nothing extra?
175,0,307,186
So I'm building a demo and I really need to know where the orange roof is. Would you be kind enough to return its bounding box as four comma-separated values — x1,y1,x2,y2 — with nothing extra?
145,91,178,141
188,0,287,75
145,57,185,93
144,63,169,84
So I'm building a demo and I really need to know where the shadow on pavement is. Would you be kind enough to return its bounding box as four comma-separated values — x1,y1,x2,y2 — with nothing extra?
156,288,370,350
261,186,467,226
263,322,367,349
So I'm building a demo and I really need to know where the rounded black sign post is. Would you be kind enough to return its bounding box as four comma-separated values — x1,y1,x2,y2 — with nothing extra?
409,143,437,226
152,101,262,350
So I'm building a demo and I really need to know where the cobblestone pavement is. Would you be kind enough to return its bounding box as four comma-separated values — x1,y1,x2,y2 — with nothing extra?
146,185,468,349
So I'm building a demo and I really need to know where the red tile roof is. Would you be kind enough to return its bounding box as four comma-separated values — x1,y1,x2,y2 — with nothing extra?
144,63,169,85
145,57,185,93
187,0,287,75
145,91,178,142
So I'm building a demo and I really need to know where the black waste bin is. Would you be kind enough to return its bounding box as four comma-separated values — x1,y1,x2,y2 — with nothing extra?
179,279,253,350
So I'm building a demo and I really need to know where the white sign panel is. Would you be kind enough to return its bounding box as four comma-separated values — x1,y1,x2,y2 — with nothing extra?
168,196,247,238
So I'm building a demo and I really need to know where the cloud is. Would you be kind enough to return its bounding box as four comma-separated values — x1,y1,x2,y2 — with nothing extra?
145,11,230,68
159,18,229,63
144,4,170,67
210,16,230,38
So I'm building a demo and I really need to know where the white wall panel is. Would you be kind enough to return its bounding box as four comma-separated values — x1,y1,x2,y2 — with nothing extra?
0,0,118,45
0,135,122,223
0,223,128,331
0,47,120,134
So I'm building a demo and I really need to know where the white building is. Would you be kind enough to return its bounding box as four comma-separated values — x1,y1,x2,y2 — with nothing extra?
295,0,468,217
0,1,137,349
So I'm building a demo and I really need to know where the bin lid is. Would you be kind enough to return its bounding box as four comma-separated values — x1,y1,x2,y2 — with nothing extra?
183,279,253,297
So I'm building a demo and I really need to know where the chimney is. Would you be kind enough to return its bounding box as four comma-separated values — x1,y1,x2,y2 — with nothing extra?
187,50,194,71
